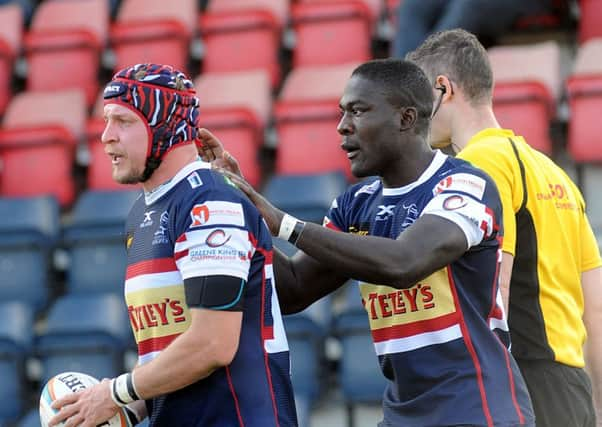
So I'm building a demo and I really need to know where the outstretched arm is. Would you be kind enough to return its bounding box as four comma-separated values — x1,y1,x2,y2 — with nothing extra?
221,169,468,289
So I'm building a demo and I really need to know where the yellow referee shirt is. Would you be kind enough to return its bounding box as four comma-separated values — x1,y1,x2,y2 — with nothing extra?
458,128,601,367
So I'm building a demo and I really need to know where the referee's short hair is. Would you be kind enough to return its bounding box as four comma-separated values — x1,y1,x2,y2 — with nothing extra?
351,58,434,136
407,28,494,106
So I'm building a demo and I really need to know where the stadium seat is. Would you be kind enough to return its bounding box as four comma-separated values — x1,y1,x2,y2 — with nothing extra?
275,62,357,178
111,0,196,73
200,9,282,88
578,0,602,44
291,1,371,68
206,0,290,29
567,39,602,166
0,4,22,116
0,90,86,206
263,171,348,223
0,196,59,312
63,190,139,295
488,41,560,154
299,0,382,26
36,293,132,384
24,0,108,107
194,70,272,187
334,308,387,427
0,302,34,423
283,314,325,427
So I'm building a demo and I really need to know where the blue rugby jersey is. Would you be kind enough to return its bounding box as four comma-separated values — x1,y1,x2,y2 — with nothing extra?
124,161,297,427
325,151,534,427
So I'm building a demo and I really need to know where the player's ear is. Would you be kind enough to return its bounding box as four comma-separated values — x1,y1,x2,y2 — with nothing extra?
400,106,417,132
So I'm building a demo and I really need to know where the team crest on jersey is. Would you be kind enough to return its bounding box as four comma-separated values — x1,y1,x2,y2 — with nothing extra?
152,211,170,245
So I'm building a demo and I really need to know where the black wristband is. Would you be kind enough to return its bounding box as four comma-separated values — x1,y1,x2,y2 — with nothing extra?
289,219,306,245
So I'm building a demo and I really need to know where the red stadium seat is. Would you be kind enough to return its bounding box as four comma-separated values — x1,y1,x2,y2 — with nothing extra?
207,0,290,29
0,90,86,206
291,1,371,68
275,63,357,178
24,0,108,108
579,0,602,44
567,39,602,163
200,10,281,88
194,70,272,188
111,0,196,73
194,69,272,129
0,4,23,116
200,110,262,188
298,0,382,26
488,41,560,154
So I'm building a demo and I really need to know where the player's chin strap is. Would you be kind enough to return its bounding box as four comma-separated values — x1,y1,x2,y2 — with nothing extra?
141,157,162,182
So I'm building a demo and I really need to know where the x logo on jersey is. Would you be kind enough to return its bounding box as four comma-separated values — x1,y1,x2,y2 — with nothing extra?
376,204,396,219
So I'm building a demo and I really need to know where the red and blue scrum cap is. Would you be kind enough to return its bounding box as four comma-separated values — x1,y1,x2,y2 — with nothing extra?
103,63,201,180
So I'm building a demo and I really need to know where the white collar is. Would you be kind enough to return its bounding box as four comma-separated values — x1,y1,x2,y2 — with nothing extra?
144,160,211,205
381,150,447,196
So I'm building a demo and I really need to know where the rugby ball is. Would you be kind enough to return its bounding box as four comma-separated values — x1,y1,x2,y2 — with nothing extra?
40,372,132,427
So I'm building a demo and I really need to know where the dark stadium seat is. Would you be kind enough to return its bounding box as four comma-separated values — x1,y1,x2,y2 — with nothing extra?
111,0,196,73
334,308,387,427
488,41,561,154
24,0,108,107
0,3,22,116
200,9,282,88
263,171,349,224
0,90,86,206
283,314,325,427
194,70,272,187
63,190,139,295
36,293,132,384
578,0,602,44
0,196,59,312
0,302,34,424
291,1,372,68
275,63,357,178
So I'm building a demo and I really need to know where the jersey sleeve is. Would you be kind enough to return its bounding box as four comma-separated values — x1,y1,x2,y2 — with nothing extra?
458,141,521,255
422,170,501,249
173,189,255,310
323,196,346,231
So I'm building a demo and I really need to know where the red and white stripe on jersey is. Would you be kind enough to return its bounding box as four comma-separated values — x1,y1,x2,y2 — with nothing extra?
421,192,496,248
489,288,509,332
263,262,289,354
174,227,254,281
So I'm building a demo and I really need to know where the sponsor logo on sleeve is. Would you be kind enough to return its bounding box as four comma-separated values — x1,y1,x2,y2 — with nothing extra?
189,201,245,228
443,195,468,210
205,229,231,248
433,173,486,199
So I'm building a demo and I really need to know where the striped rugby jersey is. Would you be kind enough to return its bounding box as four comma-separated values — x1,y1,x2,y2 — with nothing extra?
124,161,297,427
325,151,534,427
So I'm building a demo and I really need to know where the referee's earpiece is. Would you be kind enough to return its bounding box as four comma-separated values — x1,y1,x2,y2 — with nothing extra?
436,85,447,94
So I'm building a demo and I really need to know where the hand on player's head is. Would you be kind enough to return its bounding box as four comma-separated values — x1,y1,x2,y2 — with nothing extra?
196,128,244,179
